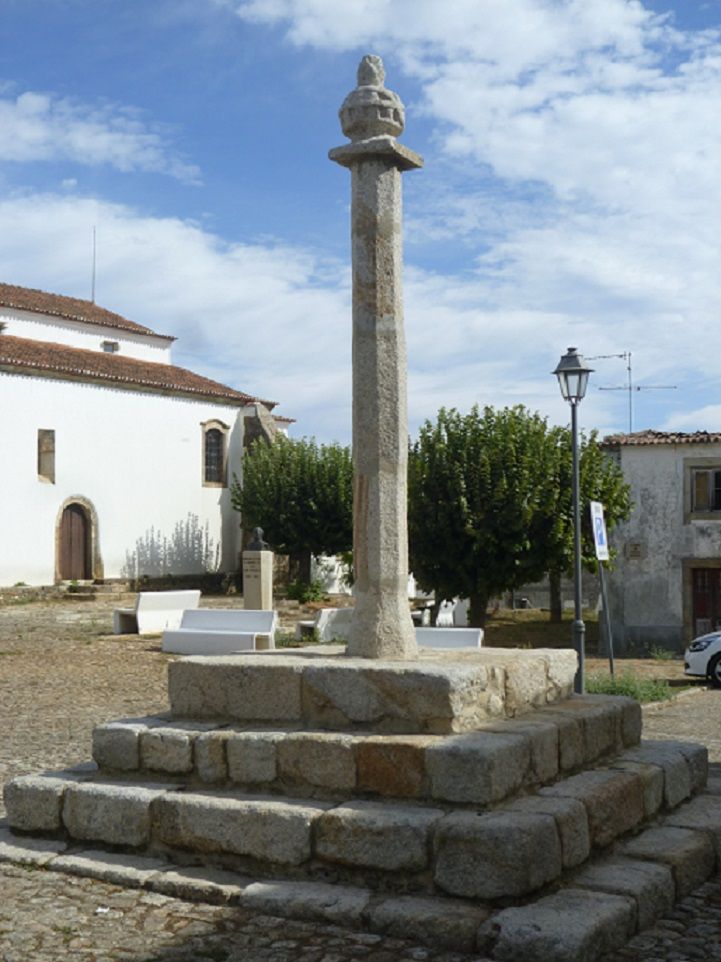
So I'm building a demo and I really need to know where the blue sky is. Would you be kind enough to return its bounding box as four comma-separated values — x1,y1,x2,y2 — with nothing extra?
2,0,720,442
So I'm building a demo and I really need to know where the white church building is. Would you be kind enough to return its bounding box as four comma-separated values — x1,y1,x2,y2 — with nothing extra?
0,283,288,586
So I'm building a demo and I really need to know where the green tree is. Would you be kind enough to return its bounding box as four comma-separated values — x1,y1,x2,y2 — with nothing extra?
408,405,562,627
232,437,353,585
546,428,631,622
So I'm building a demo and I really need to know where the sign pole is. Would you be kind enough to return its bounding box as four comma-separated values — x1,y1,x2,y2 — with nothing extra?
597,560,615,679
589,501,615,680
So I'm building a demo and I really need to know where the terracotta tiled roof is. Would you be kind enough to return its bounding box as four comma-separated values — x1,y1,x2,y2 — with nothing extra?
0,334,274,407
0,283,174,341
603,429,721,446
273,415,296,424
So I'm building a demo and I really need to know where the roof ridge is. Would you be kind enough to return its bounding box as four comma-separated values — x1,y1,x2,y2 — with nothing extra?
603,429,721,446
0,282,175,341
0,333,277,409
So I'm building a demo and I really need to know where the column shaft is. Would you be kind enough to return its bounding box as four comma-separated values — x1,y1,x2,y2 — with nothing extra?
347,159,416,659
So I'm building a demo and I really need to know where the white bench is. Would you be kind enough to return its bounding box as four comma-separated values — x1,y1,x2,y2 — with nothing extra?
415,627,483,649
113,590,201,635
162,608,277,654
294,607,354,643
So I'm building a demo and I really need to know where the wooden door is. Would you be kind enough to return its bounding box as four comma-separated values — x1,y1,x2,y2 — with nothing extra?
692,568,721,636
59,504,90,580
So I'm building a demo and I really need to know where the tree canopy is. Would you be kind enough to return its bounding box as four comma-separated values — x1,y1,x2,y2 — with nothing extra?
407,405,630,626
231,437,352,584
545,427,631,620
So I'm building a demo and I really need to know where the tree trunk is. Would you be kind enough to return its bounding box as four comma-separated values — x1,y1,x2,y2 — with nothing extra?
549,569,562,623
468,591,488,628
299,549,312,586
430,597,442,627
289,550,313,586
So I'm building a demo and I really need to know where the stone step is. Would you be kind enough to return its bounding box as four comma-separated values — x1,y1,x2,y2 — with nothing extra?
3,787,721,958
89,695,644,807
3,735,707,902
480,790,721,961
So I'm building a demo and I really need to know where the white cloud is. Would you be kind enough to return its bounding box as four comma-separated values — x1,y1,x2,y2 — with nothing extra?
0,193,562,438
235,0,659,61
664,404,721,432
232,0,720,216
0,91,201,183
0,192,351,435
2,0,720,440
227,0,721,434
0,188,703,441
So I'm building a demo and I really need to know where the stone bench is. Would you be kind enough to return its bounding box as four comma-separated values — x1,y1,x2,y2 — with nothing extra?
113,590,201,635
161,609,277,655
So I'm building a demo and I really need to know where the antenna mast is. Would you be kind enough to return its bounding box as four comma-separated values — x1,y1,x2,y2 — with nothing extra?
91,226,97,303
591,351,677,432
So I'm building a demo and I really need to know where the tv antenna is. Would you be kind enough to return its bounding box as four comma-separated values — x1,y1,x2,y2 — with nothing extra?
589,351,677,433
91,226,97,303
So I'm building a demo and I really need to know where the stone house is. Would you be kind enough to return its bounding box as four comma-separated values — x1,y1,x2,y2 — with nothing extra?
0,283,289,586
602,430,721,653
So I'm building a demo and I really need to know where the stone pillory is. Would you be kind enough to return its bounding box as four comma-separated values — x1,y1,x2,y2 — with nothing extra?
329,55,423,660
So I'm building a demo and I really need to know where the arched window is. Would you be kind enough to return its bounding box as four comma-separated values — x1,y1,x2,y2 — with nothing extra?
202,421,229,486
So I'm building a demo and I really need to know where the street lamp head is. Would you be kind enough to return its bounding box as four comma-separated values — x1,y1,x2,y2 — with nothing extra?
553,347,594,404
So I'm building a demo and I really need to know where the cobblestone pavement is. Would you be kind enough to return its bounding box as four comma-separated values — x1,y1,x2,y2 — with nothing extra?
0,861,483,962
1,598,720,962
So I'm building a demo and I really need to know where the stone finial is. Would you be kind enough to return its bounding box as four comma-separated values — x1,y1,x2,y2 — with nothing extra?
357,54,384,86
339,54,405,142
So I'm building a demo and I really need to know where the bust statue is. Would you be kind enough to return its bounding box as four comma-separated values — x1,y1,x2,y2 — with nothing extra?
247,527,270,551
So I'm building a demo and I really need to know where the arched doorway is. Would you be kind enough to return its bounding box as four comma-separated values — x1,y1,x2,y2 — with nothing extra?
59,503,91,580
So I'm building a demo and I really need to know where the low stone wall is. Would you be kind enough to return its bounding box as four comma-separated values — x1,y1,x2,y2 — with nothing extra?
129,572,241,595
0,584,65,606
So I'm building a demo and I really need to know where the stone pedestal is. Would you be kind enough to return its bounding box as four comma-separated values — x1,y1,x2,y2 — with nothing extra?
167,648,578,733
242,550,273,610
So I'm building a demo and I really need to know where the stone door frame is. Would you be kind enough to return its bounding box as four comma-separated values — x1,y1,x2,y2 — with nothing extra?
55,496,103,583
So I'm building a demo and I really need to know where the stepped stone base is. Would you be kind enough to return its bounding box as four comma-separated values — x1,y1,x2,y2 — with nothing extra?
2,641,717,962
3,779,721,959
168,647,578,733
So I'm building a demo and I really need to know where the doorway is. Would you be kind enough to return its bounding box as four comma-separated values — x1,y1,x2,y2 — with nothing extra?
691,567,721,637
59,503,91,580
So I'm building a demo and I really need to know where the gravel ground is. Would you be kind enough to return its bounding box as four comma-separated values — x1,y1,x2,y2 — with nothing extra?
1,597,720,962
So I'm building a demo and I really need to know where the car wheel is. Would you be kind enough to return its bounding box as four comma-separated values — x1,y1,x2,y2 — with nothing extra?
708,653,721,688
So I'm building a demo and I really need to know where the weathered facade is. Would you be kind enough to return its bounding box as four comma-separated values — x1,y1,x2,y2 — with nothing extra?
603,430,721,653
0,283,288,586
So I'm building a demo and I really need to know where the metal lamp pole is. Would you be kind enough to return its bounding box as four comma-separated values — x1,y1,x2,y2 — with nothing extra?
553,347,594,695
570,398,584,693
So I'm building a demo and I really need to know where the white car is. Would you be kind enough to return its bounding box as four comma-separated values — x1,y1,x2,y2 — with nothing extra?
684,631,721,687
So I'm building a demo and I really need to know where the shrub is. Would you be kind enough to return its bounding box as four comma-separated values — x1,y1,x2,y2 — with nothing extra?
285,579,327,604
586,672,676,703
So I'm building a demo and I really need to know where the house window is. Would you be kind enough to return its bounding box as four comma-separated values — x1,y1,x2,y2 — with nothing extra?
202,421,229,486
101,340,119,353
38,429,55,483
692,468,721,513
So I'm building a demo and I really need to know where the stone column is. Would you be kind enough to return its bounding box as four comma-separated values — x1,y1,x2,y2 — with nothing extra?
329,55,422,659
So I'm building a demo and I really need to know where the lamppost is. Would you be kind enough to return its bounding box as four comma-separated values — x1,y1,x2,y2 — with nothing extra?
553,347,594,694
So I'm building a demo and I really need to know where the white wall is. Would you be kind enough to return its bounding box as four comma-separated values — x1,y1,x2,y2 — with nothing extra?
607,443,721,651
0,370,248,585
1,309,172,363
